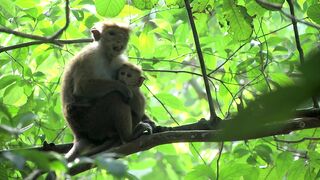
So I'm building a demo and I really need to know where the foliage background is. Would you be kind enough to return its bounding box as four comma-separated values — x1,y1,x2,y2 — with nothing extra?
0,0,320,179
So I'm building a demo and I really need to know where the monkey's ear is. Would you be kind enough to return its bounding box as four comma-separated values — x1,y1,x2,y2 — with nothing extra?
91,28,101,41
137,77,145,87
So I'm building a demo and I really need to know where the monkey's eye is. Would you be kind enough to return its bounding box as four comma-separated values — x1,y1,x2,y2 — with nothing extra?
108,30,116,36
120,72,126,76
127,74,132,78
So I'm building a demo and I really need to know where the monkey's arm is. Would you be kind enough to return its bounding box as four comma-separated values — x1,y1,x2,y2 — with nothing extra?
74,79,133,100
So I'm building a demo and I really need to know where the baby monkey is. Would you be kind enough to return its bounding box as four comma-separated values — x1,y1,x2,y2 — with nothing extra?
117,62,153,135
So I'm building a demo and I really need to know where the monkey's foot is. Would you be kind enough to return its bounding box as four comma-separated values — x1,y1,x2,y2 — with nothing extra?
132,122,153,139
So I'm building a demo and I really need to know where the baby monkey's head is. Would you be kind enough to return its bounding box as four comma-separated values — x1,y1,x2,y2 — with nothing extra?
118,63,145,87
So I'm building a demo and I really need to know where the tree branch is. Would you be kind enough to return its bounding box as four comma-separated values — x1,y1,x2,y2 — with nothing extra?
68,116,320,175
184,0,219,122
0,28,49,41
2,109,319,175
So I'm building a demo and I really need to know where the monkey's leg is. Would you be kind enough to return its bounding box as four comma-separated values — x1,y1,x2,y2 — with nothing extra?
65,138,95,161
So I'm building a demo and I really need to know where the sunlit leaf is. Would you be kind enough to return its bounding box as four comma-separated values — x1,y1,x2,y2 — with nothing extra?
185,165,215,180
223,0,253,41
132,0,159,10
165,0,184,7
156,93,186,111
275,152,293,178
3,83,28,106
0,0,16,16
15,0,38,9
95,0,125,17
0,75,20,90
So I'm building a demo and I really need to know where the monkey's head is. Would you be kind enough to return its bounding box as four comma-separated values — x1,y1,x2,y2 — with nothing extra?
118,64,145,87
91,21,130,56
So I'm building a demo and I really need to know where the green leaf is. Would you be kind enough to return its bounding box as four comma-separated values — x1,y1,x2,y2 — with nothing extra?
16,151,58,171
247,155,258,165
95,0,125,17
96,156,128,177
220,163,256,179
185,165,216,180
307,4,320,25
71,9,85,21
85,15,100,28
0,0,16,16
287,159,306,180
191,0,209,12
275,152,293,178
253,144,273,164
165,0,184,7
308,151,320,169
0,75,20,90
132,0,159,10
223,0,253,41
270,73,295,86
15,0,38,9
156,93,186,111
3,83,28,106
233,148,250,158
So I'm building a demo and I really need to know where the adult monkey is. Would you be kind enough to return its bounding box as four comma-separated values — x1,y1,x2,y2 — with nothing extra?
61,21,151,161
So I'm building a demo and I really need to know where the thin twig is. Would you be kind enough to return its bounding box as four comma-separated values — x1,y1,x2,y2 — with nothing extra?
208,43,247,76
143,84,179,125
184,0,219,121
255,0,320,30
280,10,320,30
144,69,242,86
286,0,319,108
50,0,70,40
143,84,207,165
274,137,320,143
0,0,73,53
216,142,224,180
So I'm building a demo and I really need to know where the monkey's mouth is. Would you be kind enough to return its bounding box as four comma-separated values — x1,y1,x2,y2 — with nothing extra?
113,45,124,52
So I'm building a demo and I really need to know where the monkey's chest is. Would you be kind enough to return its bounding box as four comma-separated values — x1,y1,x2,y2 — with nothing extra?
93,65,116,80
92,59,118,79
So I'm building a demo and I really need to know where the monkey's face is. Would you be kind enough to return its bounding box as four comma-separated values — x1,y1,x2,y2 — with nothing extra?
118,67,144,87
100,27,129,56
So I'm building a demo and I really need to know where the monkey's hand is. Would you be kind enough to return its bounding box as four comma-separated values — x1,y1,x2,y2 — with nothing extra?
131,122,153,140
117,85,133,103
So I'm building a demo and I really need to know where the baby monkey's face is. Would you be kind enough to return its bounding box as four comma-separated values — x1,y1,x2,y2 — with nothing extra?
118,66,144,87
